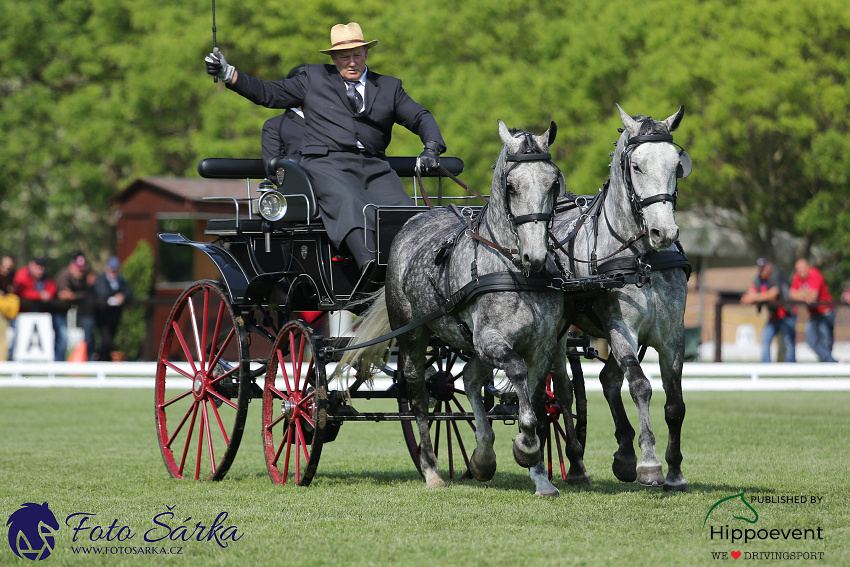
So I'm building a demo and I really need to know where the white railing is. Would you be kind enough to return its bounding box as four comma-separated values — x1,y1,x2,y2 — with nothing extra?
2,361,850,391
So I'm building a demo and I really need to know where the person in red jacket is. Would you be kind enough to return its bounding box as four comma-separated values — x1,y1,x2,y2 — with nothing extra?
13,257,56,308
790,258,837,362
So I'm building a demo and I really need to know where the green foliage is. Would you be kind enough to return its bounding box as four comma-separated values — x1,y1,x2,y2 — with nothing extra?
1,0,849,269
114,240,154,360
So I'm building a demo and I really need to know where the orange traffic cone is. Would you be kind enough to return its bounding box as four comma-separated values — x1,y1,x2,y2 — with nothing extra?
69,340,88,363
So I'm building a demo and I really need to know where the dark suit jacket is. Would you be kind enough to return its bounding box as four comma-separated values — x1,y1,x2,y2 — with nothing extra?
261,109,305,163
229,64,445,158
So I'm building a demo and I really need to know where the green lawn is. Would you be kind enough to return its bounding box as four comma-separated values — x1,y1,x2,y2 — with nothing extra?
1,388,847,566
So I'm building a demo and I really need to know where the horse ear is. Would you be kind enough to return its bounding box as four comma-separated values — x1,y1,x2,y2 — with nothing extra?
498,119,511,145
664,105,685,133
617,104,640,136
546,121,557,147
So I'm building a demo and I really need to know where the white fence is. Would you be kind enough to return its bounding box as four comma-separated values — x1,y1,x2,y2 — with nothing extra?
1,361,850,391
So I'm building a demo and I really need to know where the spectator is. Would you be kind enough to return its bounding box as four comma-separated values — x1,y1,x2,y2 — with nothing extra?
790,258,836,362
740,258,796,362
93,256,132,361
842,282,850,305
261,64,307,167
12,256,57,360
0,255,17,361
14,257,57,308
54,252,92,361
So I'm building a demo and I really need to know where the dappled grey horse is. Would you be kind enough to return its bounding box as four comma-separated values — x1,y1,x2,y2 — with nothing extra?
549,104,691,491
341,120,578,495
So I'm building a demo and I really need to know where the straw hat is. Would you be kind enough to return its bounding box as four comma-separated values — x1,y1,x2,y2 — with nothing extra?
319,22,378,54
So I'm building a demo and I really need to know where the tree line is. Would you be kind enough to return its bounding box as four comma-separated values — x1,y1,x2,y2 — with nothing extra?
2,0,849,289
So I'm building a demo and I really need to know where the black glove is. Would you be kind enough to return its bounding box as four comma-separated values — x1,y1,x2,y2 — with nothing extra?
418,148,440,173
204,47,235,83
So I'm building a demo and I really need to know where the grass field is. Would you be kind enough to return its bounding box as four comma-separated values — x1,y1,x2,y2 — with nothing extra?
1,387,848,566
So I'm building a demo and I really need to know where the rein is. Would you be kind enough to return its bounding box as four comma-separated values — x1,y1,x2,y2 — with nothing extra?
415,132,561,268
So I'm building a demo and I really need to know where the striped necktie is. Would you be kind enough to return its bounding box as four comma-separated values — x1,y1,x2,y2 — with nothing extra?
345,81,363,113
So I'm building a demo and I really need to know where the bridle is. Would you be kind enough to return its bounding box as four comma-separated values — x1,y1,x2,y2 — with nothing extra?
550,125,691,275
620,131,690,231
501,131,562,229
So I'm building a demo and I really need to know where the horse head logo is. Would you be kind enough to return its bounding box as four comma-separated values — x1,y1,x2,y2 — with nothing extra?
6,502,60,561
703,492,759,527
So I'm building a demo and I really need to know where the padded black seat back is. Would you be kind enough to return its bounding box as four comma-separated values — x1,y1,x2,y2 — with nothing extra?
197,157,320,221
267,157,319,219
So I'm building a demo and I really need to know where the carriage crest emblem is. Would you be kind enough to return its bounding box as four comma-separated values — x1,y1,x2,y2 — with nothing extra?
300,245,308,260
6,502,60,561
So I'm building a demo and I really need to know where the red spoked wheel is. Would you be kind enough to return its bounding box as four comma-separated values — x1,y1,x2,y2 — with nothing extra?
543,374,572,482
399,348,475,480
155,280,250,481
263,320,328,486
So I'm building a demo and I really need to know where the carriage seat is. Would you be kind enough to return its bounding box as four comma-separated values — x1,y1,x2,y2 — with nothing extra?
198,157,320,223
197,155,466,228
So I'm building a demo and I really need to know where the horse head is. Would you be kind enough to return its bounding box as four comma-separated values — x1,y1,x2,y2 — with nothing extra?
6,502,60,560
492,120,561,272
614,104,689,250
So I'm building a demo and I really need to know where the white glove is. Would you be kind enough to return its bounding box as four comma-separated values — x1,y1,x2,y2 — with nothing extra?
205,47,236,84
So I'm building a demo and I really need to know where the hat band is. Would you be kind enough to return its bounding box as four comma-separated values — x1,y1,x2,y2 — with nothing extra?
331,39,367,48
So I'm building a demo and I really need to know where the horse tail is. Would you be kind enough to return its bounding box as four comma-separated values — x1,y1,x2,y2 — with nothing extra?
335,287,393,379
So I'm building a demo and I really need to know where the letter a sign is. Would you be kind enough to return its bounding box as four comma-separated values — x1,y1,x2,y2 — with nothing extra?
14,312,55,362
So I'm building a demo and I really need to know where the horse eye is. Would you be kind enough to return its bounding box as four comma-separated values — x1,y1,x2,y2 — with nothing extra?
632,163,643,174
506,181,516,194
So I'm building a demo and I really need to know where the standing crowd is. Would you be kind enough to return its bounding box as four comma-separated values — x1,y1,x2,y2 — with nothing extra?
0,254,131,361
741,257,841,363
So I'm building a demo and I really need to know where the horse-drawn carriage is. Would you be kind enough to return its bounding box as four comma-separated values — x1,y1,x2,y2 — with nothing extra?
155,108,693,494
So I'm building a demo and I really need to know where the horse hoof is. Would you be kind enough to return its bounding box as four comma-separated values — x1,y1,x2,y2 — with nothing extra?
535,488,560,498
512,441,541,468
612,455,638,483
425,474,447,488
636,464,665,486
469,449,497,482
663,477,688,492
566,470,592,486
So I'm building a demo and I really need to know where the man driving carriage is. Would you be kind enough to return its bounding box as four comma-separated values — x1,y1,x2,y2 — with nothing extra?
205,22,447,273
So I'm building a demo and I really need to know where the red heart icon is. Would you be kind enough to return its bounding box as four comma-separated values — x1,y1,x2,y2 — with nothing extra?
731,551,742,559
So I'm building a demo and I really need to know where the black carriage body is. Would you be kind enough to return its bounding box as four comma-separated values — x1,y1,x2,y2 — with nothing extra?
160,156,465,312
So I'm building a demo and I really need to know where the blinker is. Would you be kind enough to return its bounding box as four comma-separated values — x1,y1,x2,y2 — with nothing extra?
676,150,692,179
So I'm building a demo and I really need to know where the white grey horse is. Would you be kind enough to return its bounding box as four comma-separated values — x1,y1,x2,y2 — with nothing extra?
549,104,690,491
341,120,583,495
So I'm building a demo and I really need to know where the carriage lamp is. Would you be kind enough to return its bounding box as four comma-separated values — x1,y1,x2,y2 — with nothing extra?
257,190,287,222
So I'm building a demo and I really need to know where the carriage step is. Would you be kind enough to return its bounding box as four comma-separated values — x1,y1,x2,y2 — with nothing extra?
328,411,519,422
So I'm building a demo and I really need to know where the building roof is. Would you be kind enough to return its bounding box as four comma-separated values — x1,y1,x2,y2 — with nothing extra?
114,176,257,204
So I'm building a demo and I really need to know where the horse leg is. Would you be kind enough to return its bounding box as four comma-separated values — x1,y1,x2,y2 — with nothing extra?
659,335,687,492
462,357,497,482
599,355,638,482
615,347,664,486
400,332,446,488
548,345,590,485
476,329,540,468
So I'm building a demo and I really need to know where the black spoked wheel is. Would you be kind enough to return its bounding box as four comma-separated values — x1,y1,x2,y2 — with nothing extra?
399,347,476,479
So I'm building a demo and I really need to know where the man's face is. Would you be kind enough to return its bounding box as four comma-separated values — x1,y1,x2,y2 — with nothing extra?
332,47,368,81
795,259,810,278
29,262,44,279
759,263,772,279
